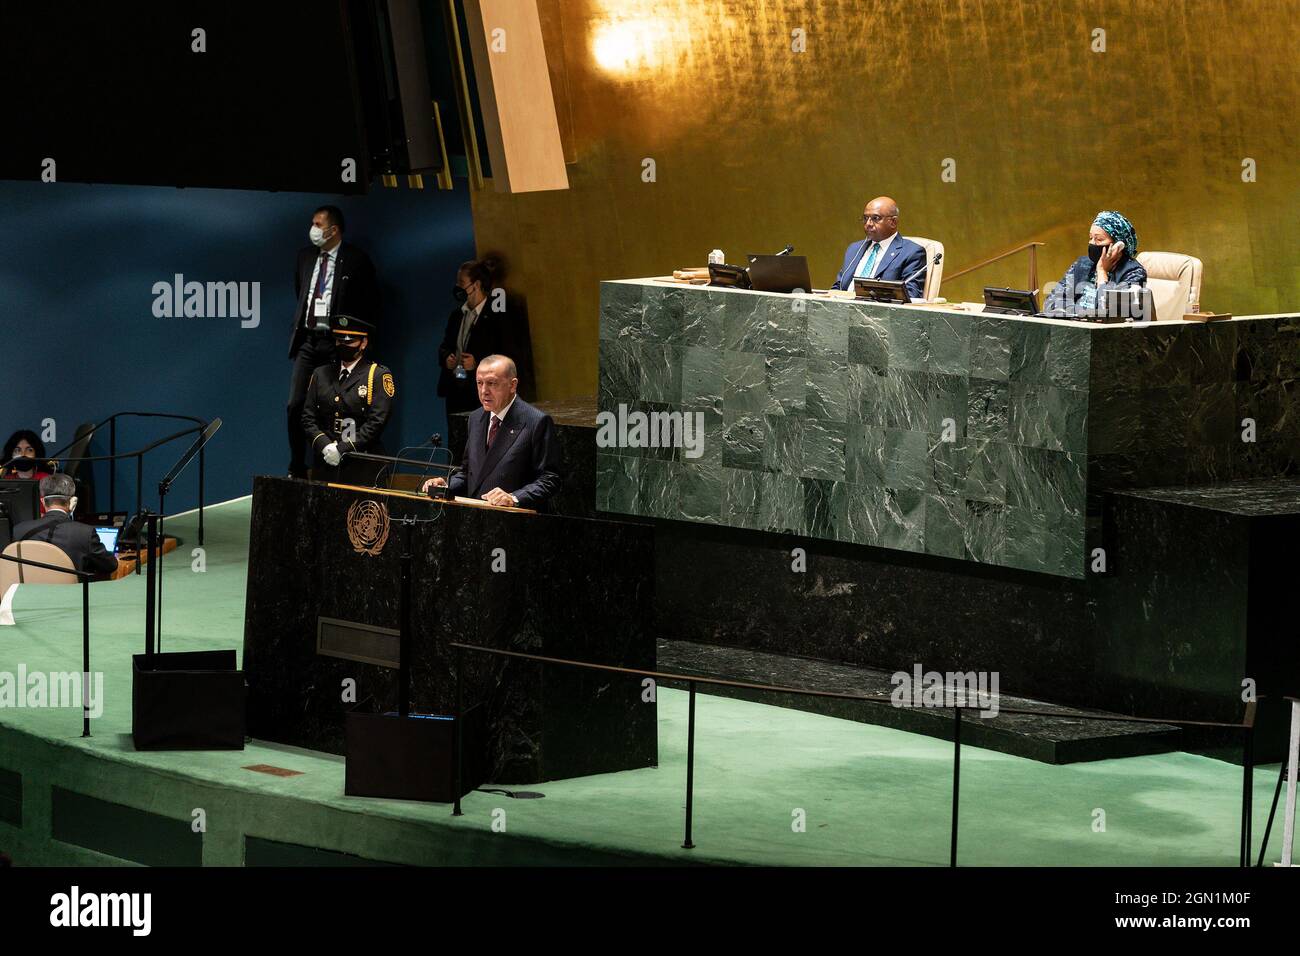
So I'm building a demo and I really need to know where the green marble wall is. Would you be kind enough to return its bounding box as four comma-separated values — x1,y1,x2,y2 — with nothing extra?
597,281,1300,578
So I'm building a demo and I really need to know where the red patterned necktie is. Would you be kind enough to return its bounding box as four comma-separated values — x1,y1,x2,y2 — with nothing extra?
487,415,500,448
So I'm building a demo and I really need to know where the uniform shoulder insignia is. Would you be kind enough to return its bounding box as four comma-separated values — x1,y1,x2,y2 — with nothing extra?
383,371,395,398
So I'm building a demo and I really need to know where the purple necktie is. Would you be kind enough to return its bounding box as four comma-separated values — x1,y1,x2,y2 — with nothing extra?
487,416,500,448
313,252,330,299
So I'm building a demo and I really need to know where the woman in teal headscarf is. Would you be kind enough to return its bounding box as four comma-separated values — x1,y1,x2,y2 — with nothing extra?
1044,211,1148,316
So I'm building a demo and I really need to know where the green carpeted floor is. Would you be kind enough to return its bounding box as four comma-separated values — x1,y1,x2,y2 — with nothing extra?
0,497,1287,866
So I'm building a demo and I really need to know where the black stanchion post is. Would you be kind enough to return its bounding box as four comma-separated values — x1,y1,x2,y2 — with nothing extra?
951,706,962,867
453,644,464,818
109,417,117,514
683,680,697,850
156,494,165,650
198,446,205,547
144,513,157,659
398,521,411,718
81,577,90,738
1241,724,1254,867
1257,760,1288,867
134,453,144,576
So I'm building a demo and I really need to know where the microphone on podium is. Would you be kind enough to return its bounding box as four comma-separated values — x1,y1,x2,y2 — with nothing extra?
902,252,943,294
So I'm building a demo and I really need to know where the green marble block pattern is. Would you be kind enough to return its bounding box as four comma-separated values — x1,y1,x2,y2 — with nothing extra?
597,281,1300,578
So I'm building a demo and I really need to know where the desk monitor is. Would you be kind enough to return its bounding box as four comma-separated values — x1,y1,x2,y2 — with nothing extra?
0,479,41,529
1101,286,1156,323
86,510,128,529
983,287,1041,316
854,277,908,303
707,262,751,289
747,254,812,294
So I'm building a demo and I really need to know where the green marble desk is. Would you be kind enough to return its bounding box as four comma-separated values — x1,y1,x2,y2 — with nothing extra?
596,279,1300,578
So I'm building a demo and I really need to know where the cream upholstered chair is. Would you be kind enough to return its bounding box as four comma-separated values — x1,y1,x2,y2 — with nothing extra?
909,236,945,301
0,540,78,625
1136,251,1203,321
1,540,77,586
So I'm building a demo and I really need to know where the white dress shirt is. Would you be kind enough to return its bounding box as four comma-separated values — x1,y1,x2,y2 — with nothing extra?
853,231,898,282
304,245,340,328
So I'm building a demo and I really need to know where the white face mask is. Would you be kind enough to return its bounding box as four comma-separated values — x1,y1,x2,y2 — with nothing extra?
309,225,327,247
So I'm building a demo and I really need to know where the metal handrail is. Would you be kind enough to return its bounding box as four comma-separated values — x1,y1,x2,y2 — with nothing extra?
943,240,1046,293
448,640,1258,866
44,411,211,547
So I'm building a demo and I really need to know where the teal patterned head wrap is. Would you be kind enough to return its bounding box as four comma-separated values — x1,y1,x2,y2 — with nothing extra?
1092,210,1138,255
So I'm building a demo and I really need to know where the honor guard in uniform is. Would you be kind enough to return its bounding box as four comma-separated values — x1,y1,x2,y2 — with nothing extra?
300,314,395,485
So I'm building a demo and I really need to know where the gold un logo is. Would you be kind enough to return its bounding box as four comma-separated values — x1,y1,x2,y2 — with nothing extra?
346,499,390,556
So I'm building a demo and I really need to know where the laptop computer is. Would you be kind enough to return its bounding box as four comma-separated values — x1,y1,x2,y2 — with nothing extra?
747,254,812,294
94,526,121,554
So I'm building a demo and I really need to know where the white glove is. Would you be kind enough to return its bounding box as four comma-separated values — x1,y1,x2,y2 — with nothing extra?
322,442,342,467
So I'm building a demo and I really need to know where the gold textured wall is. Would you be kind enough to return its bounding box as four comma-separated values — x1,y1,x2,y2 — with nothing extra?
470,0,1300,400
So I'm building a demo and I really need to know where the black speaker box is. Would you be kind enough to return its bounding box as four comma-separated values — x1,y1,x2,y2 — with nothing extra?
344,703,487,802
132,650,246,750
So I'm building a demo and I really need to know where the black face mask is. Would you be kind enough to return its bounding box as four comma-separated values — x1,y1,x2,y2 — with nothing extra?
1088,243,1107,264
13,458,35,474
337,344,361,363
452,286,469,304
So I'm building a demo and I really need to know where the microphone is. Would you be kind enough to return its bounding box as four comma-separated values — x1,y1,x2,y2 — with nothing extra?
901,252,942,290
774,244,794,256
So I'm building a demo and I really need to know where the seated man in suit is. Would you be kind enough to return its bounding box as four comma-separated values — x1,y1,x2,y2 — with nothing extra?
12,474,118,576
421,354,561,509
832,196,929,300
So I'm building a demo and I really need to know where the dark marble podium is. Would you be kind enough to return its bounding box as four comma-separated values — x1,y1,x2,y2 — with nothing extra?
242,477,656,783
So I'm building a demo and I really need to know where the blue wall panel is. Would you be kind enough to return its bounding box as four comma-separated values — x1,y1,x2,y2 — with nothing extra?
0,179,476,513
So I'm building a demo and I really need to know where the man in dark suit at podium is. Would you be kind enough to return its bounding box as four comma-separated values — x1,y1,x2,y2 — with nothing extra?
12,475,118,576
286,205,381,478
831,196,929,300
422,355,560,509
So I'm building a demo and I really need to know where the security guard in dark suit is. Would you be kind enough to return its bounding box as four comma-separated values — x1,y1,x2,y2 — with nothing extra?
300,314,395,486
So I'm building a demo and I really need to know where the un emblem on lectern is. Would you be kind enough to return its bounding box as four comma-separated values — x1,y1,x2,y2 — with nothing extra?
346,499,390,556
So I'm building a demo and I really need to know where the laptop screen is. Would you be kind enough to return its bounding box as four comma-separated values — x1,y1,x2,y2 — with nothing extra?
95,527,120,553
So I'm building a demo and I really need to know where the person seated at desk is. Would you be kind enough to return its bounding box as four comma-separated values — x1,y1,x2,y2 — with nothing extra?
422,355,560,509
1044,210,1147,316
12,474,118,577
2,430,53,482
832,196,929,299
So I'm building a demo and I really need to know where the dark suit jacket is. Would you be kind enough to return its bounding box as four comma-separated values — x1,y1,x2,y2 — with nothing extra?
833,235,929,299
437,298,535,414
13,511,118,576
288,241,380,358
1044,254,1148,314
446,398,561,509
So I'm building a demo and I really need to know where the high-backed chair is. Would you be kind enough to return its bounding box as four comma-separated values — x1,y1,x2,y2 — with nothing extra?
0,540,78,626
1136,251,1203,321
1,540,77,586
910,236,945,301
